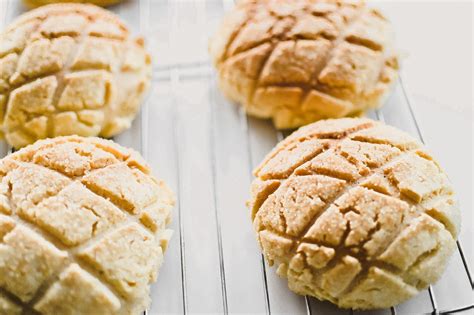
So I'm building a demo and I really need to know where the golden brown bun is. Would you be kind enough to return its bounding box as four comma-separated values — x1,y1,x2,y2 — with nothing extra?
0,136,174,315
249,118,459,309
0,3,151,148
22,0,123,9
210,0,399,129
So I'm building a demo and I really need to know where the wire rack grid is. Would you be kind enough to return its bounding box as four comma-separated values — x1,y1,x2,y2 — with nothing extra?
0,0,473,314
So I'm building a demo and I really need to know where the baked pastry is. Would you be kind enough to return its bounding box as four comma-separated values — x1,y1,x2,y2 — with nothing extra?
0,136,174,315
210,0,398,129
0,3,151,148
23,0,122,9
249,118,460,309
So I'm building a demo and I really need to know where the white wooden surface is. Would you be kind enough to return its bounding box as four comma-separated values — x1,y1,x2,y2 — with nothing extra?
1,0,472,314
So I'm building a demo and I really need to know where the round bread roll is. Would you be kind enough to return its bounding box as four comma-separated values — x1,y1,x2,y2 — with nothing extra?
0,136,174,315
210,0,398,129
23,0,122,9
249,118,460,309
0,4,151,149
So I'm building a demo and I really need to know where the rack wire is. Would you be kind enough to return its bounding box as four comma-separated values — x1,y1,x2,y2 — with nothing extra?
1,0,473,314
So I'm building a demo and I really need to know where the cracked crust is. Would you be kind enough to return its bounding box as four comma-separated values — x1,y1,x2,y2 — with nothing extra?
0,3,152,148
248,118,460,309
0,136,174,315
22,0,123,9
210,0,399,129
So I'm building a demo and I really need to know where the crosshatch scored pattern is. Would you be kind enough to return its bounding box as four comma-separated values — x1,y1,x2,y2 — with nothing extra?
0,3,151,149
211,0,398,129
250,118,459,310
1,0,473,315
0,136,174,314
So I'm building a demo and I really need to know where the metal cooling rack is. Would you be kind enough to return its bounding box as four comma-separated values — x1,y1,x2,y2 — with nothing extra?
1,0,473,314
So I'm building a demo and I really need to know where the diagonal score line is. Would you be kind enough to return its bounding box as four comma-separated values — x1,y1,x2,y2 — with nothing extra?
253,112,459,313
0,160,155,312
